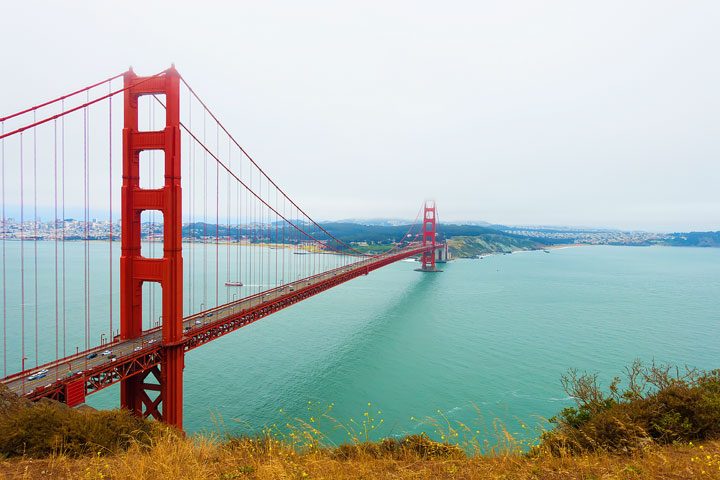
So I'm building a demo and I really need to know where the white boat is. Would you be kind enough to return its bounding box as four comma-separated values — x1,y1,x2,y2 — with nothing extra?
225,281,243,287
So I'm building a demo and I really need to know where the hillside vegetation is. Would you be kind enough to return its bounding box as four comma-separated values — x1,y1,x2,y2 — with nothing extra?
447,235,545,258
660,231,720,247
1,362,719,479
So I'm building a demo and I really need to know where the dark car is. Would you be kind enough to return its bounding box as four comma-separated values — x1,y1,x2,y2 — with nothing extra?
86,353,98,359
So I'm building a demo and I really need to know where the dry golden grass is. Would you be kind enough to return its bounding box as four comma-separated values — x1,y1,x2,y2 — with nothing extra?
0,431,719,480
3,363,720,479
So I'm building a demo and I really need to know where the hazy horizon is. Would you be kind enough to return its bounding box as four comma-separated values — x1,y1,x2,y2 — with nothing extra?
0,205,715,234
1,1,718,231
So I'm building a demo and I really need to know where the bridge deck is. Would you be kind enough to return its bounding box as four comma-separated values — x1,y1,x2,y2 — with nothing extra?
1,243,437,403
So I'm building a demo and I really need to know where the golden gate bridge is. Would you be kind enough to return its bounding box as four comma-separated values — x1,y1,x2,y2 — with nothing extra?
0,66,443,429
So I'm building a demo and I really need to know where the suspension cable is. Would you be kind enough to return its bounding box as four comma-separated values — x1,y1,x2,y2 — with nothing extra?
177,76,366,256
0,72,124,123
0,72,166,141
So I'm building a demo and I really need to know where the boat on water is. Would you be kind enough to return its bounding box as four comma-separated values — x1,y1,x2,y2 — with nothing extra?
225,281,243,287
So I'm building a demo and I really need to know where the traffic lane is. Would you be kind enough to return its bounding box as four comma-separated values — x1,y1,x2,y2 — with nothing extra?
6,335,158,395
6,255,393,395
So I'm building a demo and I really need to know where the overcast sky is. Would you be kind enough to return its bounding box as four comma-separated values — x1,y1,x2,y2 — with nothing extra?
2,1,718,231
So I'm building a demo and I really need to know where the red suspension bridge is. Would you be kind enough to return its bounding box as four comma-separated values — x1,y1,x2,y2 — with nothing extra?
0,66,445,429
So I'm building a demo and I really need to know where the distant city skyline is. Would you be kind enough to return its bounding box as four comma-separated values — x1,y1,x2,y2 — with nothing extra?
0,211,715,235
1,1,718,232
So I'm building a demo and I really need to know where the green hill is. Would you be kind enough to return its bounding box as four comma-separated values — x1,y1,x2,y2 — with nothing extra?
447,235,545,258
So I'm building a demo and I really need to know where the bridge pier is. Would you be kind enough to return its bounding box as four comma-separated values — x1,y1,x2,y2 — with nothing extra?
436,243,450,264
416,201,443,272
120,66,185,429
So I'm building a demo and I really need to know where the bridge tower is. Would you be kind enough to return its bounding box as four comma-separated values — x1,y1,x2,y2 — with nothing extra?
120,67,184,429
417,200,442,272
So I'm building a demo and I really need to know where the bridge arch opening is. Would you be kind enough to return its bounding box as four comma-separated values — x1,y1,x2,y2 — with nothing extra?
142,280,162,331
139,150,165,190
140,210,164,259
137,94,166,132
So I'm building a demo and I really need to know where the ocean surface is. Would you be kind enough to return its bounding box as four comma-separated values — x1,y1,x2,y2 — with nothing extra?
2,244,719,444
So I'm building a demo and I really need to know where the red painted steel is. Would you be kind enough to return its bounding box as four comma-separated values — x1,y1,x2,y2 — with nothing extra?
120,67,184,428
5,244,442,406
65,379,85,407
0,65,447,432
420,201,438,271
0,72,124,123
0,73,165,141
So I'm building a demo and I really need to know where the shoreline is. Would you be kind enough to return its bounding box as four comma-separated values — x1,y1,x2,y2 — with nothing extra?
473,243,587,259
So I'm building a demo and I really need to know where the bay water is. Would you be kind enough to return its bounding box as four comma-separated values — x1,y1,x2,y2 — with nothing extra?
2,243,719,444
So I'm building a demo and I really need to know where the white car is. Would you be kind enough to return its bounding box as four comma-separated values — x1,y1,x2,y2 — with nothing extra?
133,346,142,352
101,350,112,356
28,369,49,381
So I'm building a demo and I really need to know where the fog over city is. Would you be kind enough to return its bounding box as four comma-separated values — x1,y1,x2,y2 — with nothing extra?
1,1,718,231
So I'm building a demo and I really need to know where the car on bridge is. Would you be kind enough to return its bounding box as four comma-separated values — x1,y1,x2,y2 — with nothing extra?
27,369,49,381
86,352,98,359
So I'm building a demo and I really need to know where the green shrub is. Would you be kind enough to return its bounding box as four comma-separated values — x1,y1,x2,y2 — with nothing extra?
331,433,464,460
0,385,155,458
541,361,720,455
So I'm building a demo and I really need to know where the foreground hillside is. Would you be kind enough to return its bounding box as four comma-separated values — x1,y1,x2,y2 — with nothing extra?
1,362,719,479
1,434,718,479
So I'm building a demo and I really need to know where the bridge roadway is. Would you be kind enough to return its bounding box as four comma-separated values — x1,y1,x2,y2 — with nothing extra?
1,243,438,403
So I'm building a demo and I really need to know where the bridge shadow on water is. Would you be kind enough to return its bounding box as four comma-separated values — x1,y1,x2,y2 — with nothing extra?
197,266,450,438
329,267,442,362
291,266,446,401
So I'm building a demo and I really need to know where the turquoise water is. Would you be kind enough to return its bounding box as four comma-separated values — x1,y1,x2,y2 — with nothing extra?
2,244,720,443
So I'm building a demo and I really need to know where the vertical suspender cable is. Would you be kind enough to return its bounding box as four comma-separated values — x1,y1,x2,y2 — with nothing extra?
266,178,270,286
249,166,253,294
236,154,240,289
257,169,260,292
54,118,59,375
275,188,278,288
1,121,5,377
83,101,89,350
203,110,207,309
282,196,285,285
33,113,38,367
226,136,231,300
108,83,113,339
215,123,219,307
188,90,193,313
20,133,25,373
245,164,249,294
61,101,66,358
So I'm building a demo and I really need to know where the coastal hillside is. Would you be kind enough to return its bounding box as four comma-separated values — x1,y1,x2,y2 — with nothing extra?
180,221,557,251
446,235,545,258
660,231,720,247
321,223,557,258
